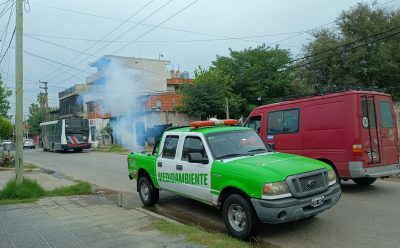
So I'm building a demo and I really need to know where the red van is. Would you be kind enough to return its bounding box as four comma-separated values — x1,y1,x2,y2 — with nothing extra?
245,90,400,185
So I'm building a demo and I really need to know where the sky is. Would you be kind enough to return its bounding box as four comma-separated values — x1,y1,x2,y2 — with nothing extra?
0,0,399,119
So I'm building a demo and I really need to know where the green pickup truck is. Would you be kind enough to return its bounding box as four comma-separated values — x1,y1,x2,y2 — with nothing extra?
127,123,341,239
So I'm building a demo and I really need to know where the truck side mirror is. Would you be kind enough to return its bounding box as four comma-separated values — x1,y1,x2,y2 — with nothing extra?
188,152,209,164
267,143,275,151
152,139,160,156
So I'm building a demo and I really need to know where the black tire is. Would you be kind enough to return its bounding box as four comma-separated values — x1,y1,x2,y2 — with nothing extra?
353,177,377,186
73,148,83,153
222,194,258,240
138,176,159,207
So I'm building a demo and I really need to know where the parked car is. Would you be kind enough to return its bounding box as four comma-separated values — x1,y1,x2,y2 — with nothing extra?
245,89,400,185
1,140,13,151
23,139,35,149
1,140,12,146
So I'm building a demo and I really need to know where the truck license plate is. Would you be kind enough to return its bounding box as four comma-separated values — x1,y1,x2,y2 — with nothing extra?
311,196,325,208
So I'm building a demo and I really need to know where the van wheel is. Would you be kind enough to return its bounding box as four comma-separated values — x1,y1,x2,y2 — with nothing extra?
353,178,377,186
138,176,159,207
222,194,257,240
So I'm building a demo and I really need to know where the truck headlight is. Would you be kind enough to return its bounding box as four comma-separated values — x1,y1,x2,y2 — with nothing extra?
327,170,337,185
262,181,290,199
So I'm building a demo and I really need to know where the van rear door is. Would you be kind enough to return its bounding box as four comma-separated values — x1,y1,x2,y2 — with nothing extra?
360,95,382,166
360,94,398,166
376,96,398,165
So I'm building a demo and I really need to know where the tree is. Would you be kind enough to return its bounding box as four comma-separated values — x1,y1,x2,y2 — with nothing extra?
181,67,231,119
26,102,46,136
0,75,12,118
0,116,12,139
298,3,400,99
182,45,308,118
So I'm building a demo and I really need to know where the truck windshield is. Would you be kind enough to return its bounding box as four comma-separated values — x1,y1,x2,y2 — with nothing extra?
206,130,268,159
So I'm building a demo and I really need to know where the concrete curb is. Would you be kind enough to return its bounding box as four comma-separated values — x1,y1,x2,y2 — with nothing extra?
133,207,183,225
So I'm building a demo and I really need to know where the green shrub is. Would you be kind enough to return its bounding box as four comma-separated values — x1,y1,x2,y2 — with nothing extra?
0,178,46,200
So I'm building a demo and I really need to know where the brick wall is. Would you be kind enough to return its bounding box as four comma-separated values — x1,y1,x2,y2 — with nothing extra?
146,93,182,111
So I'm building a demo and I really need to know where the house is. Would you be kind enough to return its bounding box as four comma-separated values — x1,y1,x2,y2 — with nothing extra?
83,55,197,148
58,84,89,119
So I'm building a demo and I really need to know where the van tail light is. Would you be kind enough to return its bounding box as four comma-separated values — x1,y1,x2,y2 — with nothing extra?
352,144,363,154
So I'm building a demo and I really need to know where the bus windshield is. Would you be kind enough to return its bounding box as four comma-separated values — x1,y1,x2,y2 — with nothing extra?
65,119,89,134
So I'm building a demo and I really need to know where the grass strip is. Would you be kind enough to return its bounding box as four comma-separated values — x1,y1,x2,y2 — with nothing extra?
95,144,130,154
46,181,92,197
0,178,92,205
152,219,252,248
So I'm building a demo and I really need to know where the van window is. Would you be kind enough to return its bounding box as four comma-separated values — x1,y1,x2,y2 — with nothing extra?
361,99,376,128
268,109,299,134
162,135,179,159
245,116,261,133
379,101,394,128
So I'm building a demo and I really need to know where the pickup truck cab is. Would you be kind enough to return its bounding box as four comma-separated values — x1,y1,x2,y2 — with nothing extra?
127,120,341,239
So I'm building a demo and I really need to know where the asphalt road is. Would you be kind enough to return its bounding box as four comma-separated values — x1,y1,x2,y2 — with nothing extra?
24,149,400,248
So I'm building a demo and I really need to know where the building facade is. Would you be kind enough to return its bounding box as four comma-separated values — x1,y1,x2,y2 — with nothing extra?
59,84,89,119
83,56,195,148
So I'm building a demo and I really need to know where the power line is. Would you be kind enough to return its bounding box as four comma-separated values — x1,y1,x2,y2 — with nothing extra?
29,1,267,45
24,34,99,59
269,0,398,47
0,0,13,17
51,0,176,84
21,48,92,74
0,27,15,64
290,25,400,64
41,0,156,82
21,31,305,45
286,29,400,71
0,0,15,57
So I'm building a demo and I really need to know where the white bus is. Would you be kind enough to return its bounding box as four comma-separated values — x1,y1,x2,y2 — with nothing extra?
40,118,91,152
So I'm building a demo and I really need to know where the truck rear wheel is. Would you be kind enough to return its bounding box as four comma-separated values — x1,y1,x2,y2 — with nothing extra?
222,194,257,240
353,177,377,186
138,176,159,207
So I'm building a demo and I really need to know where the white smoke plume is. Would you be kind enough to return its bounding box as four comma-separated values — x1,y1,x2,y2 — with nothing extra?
87,57,150,151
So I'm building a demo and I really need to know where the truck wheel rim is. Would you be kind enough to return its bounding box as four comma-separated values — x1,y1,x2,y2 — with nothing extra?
228,204,246,232
140,181,150,201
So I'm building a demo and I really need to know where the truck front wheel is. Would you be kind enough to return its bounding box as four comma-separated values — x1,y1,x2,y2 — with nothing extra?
138,176,159,206
222,194,257,240
353,177,377,186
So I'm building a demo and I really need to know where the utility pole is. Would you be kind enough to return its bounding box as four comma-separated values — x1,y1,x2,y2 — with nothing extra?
39,81,48,120
15,0,23,185
225,98,230,119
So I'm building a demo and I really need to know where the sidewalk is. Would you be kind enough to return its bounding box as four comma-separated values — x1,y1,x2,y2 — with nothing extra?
0,170,203,248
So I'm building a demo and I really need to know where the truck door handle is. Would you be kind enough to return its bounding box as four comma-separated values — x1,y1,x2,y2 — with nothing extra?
176,164,183,171
157,162,162,167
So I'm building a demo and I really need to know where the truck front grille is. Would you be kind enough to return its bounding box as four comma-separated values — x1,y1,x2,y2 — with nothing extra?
286,169,329,198
298,173,325,191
